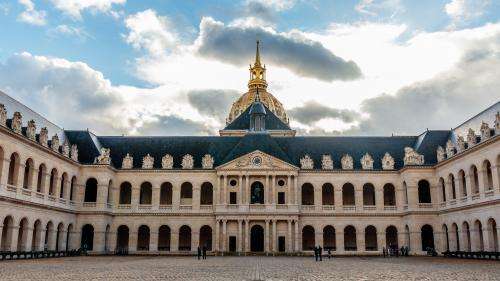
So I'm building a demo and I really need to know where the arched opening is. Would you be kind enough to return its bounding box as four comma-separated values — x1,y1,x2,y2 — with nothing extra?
451,223,460,251
487,218,498,251
403,181,408,204
365,225,378,251
301,183,314,205
442,224,449,251
49,168,58,196
104,225,110,252
7,153,20,186
200,182,213,205
322,183,334,205
36,164,46,193
32,219,42,250
463,221,471,251
23,158,34,189
385,226,398,249
420,224,434,251
404,225,410,249
69,176,76,201
323,225,336,250
1,216,15,251
418,180,431,203
457,171,465,198
383,183,396,206
160,182,172,205
470,165,479,194
17,218,29,251
342,183,355,205
59,173,67,198
302,225,315,251
45,221,54,250
0,147,3,183
178,225,191,251
439,178,446,202
250,181,264,204
180,182,193,205
363,183,375,205
84,178,98,202
474,220,484,251
158,225,171,251
483,160,493,190
199,225,212,251
106,180,112,204
137,225,150,251
56,222,64,251
81,224,94,251
139,182,152,205
119,182,132,204
66,224,73,250
251,225,264,252
116,225,129,252
344,225,357,251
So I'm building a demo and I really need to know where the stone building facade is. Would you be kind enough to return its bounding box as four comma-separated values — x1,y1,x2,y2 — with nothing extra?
0,44,499,256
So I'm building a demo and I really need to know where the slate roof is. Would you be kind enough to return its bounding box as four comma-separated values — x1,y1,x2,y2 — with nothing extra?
223,102,291,131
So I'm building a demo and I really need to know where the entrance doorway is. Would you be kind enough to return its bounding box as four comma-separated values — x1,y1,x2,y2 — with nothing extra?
278,236,286,252
251,225,264,252
229,236,236,252
251,181,264,204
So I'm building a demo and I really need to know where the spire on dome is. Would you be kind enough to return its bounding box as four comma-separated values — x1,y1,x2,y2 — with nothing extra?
248,40,267,90
255,40,261,66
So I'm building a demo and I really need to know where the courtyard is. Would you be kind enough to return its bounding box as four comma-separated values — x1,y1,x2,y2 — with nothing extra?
0,256,498,280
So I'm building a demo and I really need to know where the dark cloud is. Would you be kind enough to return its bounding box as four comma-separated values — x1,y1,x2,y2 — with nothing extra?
135,114,213,136
243,1,276,23
196,17,362,81
186,89,240,121
289,101,360,125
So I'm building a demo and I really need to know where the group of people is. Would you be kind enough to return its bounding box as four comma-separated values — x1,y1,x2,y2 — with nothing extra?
196,246,208,260
382,245,410,257
313,246,332,261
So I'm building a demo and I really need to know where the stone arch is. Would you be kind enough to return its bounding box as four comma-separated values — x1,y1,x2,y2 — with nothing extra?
1,215,14,250
180,182,193,205
56,222,64,251
158,225,171,251
385,225,398,249
32,219,42,250
363,183,375,206
469,165,479,194
403,181,408,204
139,182,152,205
462,221,471,251
483,160,493,190
106,180,112,204
474,220,484,251
179,225,192,251
439,177,446,202
81,224,94,251
66,224,73,250
84,178,98,202
457,170,465,198
104,225,111,252
119,181,132,204
451,223,460,251
45,221,54,250
487,218,498,251
116,225,129,252
17,217,29,251
69,176,76,201
365,225,378,251
49,168,58,196
36,163,46,193
250,181,264,204
421,224,434,251
160,182,173,205
251,224,264,252
200,182,213,205
383,183,396,206
7,152,20,186
404,225,410,249
344,225,357,251
342,183,355,205
137,225,150,251
59,172,68,198
417,179,431,203
301,183,314,205
322,183,334,205
302,225,315,251
199,225,212,251
442,224,449,251
323,225,336,250
23,158,34,189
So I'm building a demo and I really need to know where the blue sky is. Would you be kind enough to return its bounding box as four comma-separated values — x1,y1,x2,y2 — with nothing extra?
0,0,499,136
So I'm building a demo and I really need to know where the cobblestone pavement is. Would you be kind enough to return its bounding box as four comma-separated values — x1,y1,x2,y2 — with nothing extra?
0,256,499,281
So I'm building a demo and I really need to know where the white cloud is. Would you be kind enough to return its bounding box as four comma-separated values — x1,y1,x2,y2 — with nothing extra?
124,9,177,56
355,0,404,17
17,0,47,26
50,0,126,20
445,0,491,27
247,0,296,11
48,25,92,41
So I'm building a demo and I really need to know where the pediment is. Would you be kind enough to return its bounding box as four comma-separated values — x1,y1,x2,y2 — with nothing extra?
216,150,298,171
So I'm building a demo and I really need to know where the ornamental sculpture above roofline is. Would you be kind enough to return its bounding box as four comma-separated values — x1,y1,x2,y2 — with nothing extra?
122,153,133,169
360,153,374,170
142,154,154,169
202,154,214,169
403,147,424,166
300,154,314,169
94,148,111,165
182,154,194,169
321,154,333,170
62,141,70,157
341,154,353,170
456,136,466,153
51,134,60,152
436,146,445,163
162,154,174,169
382,152,395,170
0,104,6,126
11,111,22,134
480,121,491,140
70,144,79,162
467,128,477,147
26,119,36,141
445,139,454,158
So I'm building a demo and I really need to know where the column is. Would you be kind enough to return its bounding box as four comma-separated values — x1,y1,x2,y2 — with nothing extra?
172,182,180,209
239,175,243,205
10,226,19,251
491,164,500,193
214,220,220,252
0,158,10,187
222,220,227,252
294,220,299,252
93,227,106,253
265,220,270,253
245,174,250,205
483,223,492,251
316,227,323,248
215,176,220,205
109,229,117,252
357,229,365,253
222,175,227,205
191,227,198,253
287,220,292,253
152,185,160,210
375,186,384,210
245,220,250,252
57,229,67,252
38,227,46,251
294,177,299,205
286,175,291,204
129,229,138,253
193,185,200,210
271,175,276,205
377,230,385,252
409,227,421,254
44,172,51,196
150,229,158,252
272,220,277,252
237,220,243,252
355,186,363,210
337,228,344,254
265,174,270,204
478,170,486,197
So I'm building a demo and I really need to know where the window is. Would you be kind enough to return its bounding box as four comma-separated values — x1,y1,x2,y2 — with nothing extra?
277,192,285,204
229,192,237,204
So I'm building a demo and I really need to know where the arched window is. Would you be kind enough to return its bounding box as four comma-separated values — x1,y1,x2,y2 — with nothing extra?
250,181,264,204
180,182,193,205
344,226,357,251
199,225,212,251
363,183,375,206
32,220,42,251
139,182,152,205
7,153,20,186
178,225,191,251
81,224,94,251
463,221,471,252
418,180,431,203
487,218,498,251
403,181,408,204
106,180,112,204
119,182,132,204
70,176,76,201
451,223,460,251
457,171,465,198
342,183,355,205
302,225,315,251
200,182,213,205
36,164,46,193
470,165,479,194
474,220,484,251
17,218,29,251
365,225,377,251
56,222,64,251
442,224,449,251
137,225,150,251
386,226,398,249
1,216,14,251
84,178,98,202
448,173,457,199
439,178,446,202
483,160,493,190
23,158,34,189
160,182,172,205
158,225,171,251
301,183,314,205
321,183,334,205
60,173,67,198
323,225,336,250
49,168,58,195
420,224,434,251
383,183,396,206
116,225,129,252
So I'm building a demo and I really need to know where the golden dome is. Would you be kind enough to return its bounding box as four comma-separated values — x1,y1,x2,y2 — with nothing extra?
226,41,289,125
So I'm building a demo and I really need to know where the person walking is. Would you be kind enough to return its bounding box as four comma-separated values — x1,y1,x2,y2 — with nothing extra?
197,246,201,260
202,246,207,260
314,246,318,261
327,248,331,260
319,246,323,261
